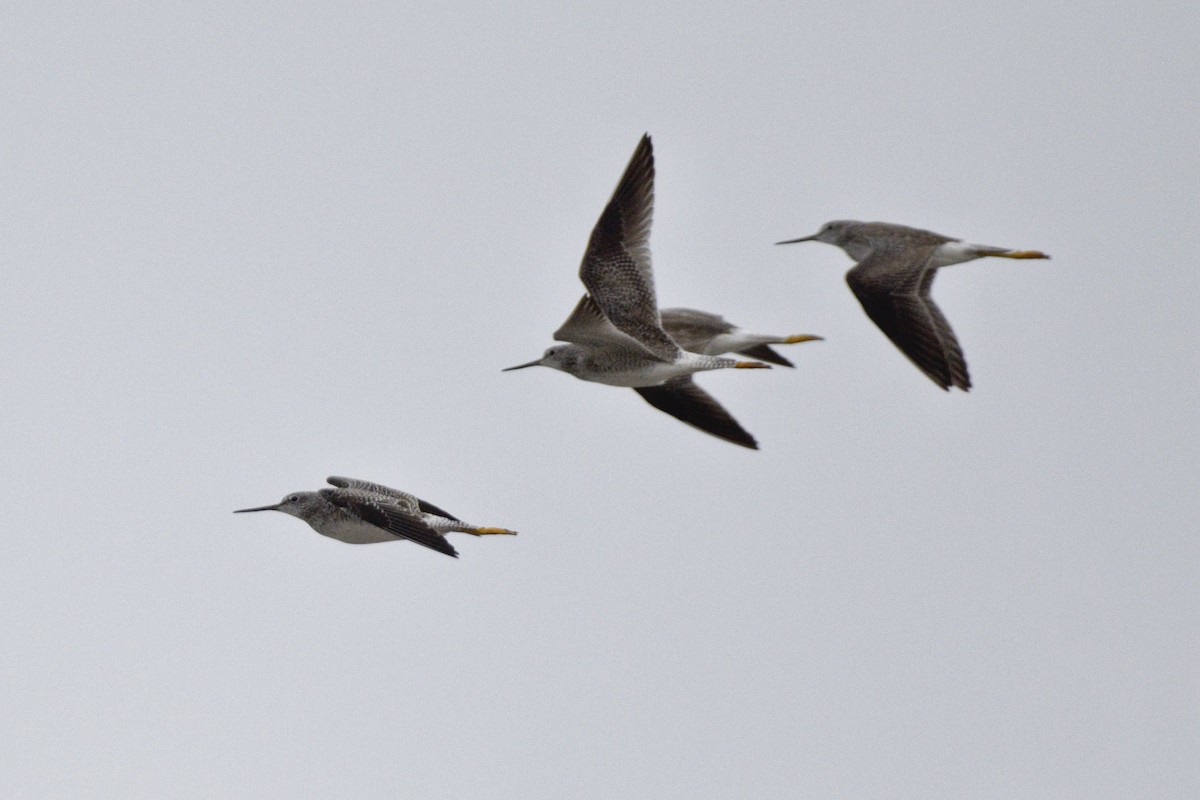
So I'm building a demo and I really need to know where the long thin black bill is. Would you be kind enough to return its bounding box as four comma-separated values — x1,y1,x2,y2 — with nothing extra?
501,359,542,372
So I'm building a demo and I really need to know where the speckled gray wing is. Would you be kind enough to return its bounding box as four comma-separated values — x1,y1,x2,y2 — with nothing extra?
578,135,680,363
554,294,661,358
320,487,459,557
846,244,971,391
634,376,758,449
327,476,462,525
327,476,419,511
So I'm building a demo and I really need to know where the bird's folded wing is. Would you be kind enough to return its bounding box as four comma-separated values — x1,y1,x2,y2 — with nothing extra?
327,476,420,509
321,488,459,557
634,377,758,450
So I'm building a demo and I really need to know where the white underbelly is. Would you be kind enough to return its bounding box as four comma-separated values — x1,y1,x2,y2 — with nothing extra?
313,518,402,545
581,359,695,387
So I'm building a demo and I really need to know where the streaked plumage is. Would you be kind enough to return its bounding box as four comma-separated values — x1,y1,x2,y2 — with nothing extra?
234,476,517,558
776,220,1049,391
505,134,772,449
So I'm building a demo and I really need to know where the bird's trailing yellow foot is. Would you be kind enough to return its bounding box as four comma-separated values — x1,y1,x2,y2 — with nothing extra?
734,361,771,369
783,334,824,344
997,249,1050,259
472,527,518,536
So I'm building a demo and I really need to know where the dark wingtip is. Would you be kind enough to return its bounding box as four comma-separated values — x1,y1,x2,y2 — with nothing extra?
721,432,759,450
723,430,759,450
737,344,795,368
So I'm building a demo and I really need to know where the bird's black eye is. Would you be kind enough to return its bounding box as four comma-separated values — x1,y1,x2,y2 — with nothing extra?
288,495,300,503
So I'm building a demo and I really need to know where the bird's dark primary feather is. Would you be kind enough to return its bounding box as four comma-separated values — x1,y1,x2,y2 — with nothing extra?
417,498,459,521
736,344,794,368
634,377,758,449
847,252,971,391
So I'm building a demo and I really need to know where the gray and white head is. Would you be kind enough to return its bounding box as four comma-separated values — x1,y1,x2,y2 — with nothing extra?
502,344,584,375
234,491,325,520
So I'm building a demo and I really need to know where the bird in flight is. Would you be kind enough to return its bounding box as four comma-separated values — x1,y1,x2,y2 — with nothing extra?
505,134,775,449
234,476,516,558
777,220,1048,390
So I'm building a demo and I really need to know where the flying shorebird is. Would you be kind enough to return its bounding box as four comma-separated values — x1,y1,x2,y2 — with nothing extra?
234,476,516,558
659,308,822,368
504,134,775,449
776,220,1049,391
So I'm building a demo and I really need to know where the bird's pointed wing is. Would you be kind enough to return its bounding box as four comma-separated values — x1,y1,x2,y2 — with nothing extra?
578,135,680,362
321,488,459,558
846,246,970,391
634,376,758,449
416,498,460,522
327,476,420,510
735,344,794,368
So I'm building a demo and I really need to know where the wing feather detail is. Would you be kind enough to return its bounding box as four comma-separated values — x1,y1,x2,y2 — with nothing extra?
634,377,758,449
578,135,680,362
321,487,459,557
846,246,971,391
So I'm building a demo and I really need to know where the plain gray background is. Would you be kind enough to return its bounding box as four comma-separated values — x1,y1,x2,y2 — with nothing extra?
2,2,1196,797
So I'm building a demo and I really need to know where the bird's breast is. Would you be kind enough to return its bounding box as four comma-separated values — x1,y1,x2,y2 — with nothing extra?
308,515,400,545
581,355,696,387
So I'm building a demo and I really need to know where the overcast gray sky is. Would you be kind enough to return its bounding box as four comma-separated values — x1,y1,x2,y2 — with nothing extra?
2,2,1197,797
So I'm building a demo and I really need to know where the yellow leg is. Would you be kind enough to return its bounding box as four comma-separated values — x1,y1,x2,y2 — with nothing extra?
994,249,1050,259
473,527,518,536
783,334,823,344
